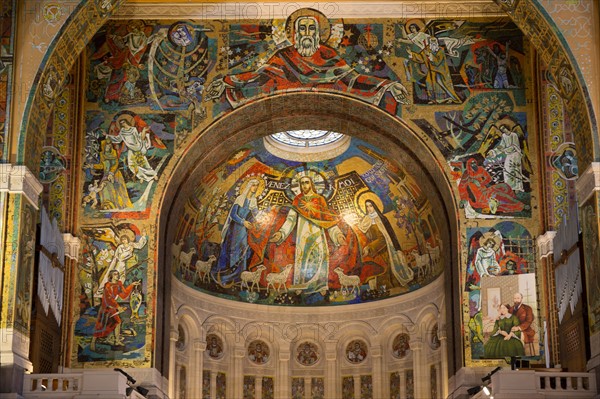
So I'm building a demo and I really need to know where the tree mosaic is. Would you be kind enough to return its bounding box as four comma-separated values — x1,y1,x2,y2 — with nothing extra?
74,223,150,364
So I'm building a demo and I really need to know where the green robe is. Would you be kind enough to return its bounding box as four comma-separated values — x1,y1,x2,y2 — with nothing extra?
484,314,525,358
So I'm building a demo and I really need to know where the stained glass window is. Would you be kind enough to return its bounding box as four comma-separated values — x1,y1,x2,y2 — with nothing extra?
271,130,344,147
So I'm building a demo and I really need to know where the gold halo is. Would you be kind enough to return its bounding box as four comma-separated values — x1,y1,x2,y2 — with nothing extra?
356,191,384,215
404,19,426,35
291,170,326,195
118,228,136,243
116,113,135,126
479,231,502,251
285,8,331,44
237,176,265,198
496,117,516,130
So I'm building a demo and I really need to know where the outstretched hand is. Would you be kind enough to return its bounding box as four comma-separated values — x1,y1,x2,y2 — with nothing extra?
388,82,410,104
204,78,227,101
269,231,283,243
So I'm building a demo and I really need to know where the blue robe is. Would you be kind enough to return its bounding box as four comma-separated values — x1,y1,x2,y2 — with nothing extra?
212,199,256,286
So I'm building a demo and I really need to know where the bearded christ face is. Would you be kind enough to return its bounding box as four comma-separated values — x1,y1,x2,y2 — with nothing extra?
295,16,320,57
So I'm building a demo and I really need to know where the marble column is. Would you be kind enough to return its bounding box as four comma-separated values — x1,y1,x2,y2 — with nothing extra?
0,165,42,396
276,348,290,399
191,339,206,399
325,343,337,399
304,377,311,398
438,329,449,399
256,375,263,399
411,338,425,399
175,364,182,399
168,327,179,398
60,233,81,369
353,375,361,398
371,345,383,399
537,231,558,366
232,347,245,399
210,370,217,399
400,369,406,398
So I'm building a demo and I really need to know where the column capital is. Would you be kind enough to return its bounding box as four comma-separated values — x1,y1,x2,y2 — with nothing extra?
411,338,423,351
536,231,557,258
0,164,43,209
234,348,246,358
62,233,81,261
370,345,382,358
278,349,290,361
193,339,206,351
170,328,179,342
576,162,600,204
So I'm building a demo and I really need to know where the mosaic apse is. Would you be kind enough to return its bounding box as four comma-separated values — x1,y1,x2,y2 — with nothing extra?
173,137,443,306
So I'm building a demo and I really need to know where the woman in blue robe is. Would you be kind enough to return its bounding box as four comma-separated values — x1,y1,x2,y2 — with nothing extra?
212,179,259,287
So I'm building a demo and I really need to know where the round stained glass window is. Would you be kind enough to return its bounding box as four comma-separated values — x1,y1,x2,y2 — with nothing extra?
270,130,345,147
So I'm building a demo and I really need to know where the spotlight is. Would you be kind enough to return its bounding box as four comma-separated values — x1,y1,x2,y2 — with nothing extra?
40,384,47,391
114,368,137,385
136,386,150,396
483,385,491,395
467,385,482,395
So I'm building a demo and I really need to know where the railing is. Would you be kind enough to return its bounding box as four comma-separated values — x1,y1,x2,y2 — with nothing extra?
22,370,132,398
535,371,597,397
23,373,82,395
490,369,598,398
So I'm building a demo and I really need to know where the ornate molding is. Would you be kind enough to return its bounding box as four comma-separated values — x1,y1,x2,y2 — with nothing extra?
0,165,43,209
575,162,600,204
537,231,557,258
193,339,207,351
115,1,504,19
62,233,81,261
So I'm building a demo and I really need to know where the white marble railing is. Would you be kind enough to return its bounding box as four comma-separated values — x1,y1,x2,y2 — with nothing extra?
22,370,131,398
22,373,82,395
490,369,598,398
535,371,597,397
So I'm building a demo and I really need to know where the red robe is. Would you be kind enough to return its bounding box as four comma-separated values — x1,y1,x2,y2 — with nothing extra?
223,45,399,114
93,280,136,338
458,158,525,214
509,303,535,344
247,193,361,290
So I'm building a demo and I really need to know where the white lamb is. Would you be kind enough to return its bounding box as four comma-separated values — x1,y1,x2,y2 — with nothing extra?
179,248,197,280
426,242,441,268
266,264,293,293
333,267,361,296
195,255,217,283
240,265,266,292
411,250,431,279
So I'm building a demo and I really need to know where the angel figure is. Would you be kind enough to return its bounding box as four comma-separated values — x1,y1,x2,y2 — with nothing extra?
94,227,147,298
483,121,531,193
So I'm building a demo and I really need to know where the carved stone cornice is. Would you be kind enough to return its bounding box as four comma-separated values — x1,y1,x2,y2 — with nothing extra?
62,233,81,261
193,339,207,351
537,231,557,258
576,162,600,204
115,1,504,19
0,164,43,209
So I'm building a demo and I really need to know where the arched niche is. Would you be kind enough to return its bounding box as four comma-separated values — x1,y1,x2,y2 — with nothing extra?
157,91,460,375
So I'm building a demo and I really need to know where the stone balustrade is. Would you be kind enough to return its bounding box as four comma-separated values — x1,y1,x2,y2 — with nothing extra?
489,369,597,399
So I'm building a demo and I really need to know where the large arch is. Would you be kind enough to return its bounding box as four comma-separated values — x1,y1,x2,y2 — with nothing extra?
13,0,598,172
157,91,461,378
3,1,599,397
